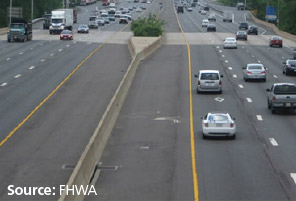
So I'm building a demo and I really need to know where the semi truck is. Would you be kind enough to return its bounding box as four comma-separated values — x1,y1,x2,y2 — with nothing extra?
7,18,32,42
237,2,245,10
43,14,52,29
50,9,73,34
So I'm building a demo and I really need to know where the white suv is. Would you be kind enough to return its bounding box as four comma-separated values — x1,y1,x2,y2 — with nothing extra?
195,70,223,94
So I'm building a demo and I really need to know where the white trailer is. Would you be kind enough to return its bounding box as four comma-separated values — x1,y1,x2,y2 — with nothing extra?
223,11,233,22
50,9,74,34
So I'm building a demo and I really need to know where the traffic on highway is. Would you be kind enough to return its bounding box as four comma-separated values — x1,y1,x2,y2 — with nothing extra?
1,0,296,200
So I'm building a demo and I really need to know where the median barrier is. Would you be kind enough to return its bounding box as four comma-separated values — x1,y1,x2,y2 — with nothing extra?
58,35,162,201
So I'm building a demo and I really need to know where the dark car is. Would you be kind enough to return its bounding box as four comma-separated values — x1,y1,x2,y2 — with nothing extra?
204,6,209,11
177,6,184,13
283,59,296,75
207,24,216,32
191,2,196,7
239,22,248,30
236,31,247,40
119,16,128,24
269,36,283,47
247,26,258,35
60,30,73,40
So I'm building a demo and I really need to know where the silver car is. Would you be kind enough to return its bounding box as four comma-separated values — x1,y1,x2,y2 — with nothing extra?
201,112,236,139
242,63,266,82
223,37,237,49
195,70,223,94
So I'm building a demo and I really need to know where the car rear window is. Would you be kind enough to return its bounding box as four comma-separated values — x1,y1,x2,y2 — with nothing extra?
274,85,296,95
248,65,263,70
287,60,296,65
273,36,281,40
200,73,219,80
208,114,228,121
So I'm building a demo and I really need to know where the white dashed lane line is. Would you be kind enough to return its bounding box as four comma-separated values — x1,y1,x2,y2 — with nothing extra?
246,98,252,102
238,84,243,88
50,53,55,56
1,82,8,87
269,138,278,146
222,55,225,57
225,60,228,63
29,66,35,70
216,46,220,49
233,74,237,78
251,55,255,58
274,75,278,78
66,45,70,48
6,58,11,61
41,59,45,62
19,52,24,55
14,74,21,79
258,60,261,63
219,50,222,53
59,49,63,52
256,115,263,121
30,47,34,50
291,173,296,184
228,67,233,70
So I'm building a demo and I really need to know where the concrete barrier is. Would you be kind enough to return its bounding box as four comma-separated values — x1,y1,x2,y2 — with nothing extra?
58,36,162,201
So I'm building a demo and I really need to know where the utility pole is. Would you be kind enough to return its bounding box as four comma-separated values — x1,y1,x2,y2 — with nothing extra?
277,0,280,26
31,0,33,21
9,0,12,25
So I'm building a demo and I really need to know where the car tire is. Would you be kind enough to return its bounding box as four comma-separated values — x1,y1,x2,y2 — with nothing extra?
280,45,282,48
244,77,248,82
271,105,276,114
219,90,222,94
230,135,236,140
263,78,266,82
268,100,271,109
197,89,200,94
202,134,207,139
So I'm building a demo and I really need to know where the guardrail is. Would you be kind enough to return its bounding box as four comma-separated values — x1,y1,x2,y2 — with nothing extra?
58,36,162,201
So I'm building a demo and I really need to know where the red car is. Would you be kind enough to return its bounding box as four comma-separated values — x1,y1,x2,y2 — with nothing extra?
60,30,73,40
269,36,282,48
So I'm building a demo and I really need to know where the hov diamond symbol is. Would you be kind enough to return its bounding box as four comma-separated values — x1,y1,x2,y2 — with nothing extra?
215,97,224,102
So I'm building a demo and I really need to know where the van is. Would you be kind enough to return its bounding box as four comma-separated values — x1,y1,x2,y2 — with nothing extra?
195,70,223,94
177,6,184,13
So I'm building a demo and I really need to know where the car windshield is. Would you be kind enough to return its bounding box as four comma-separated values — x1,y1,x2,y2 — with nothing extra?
273,36,281,40
248,65,263,70
79,25,87,28
226,38,235,42
274,85,296,95
208,114,229,122
200,73,219,80
61,30,71,34
11,23,24,28
52,19,63,24
89,17,96,21
287,60,296,65
237,31,245,34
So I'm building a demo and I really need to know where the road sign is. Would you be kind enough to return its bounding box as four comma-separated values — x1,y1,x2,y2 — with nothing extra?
7,7,23,18
265,6,277,22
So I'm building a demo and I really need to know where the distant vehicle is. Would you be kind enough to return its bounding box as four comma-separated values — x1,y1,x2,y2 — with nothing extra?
237,2,245,10
108,8,116,15
147,1,152,4
80,0,87,6
282,59,296,75
136,7,142,12
108,14,116,21
60,30,73,40
207,24,216,32
204,6,209,11
89,16,98,21
247,26,258,35
88,21,98,29
73,9,77,23
103,17,110,24
224,37,237,49
194,70,223,94
223,11,233,22
122,8,129,14
115,11,122,17
239,22,248,30
242,63,266,82
125,14,132,20
77,24,89,33
43,14,52,29
97,18,105,26
208,13,216,21
134,0,139,2
267,83,296,114
202,19,209,27
119,15,128,24
201,10,207,15
177,6,184,13
128,7,133,11
191,2,196,7
109,2,116,8
50,9,74,34
201,112,236,139
7,18,32,42
269,36,283,48
101,12,108,18
236,31,247,40
102,0,108,6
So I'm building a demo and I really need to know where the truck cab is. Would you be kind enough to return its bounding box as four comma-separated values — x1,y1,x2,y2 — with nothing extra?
7,18,32,42
43,14,52,29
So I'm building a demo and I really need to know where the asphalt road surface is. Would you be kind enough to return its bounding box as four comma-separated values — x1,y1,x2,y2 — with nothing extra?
1,0,296,200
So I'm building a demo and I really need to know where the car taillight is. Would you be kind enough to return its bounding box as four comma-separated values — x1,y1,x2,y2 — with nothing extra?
287,64,291,67
61,35,64,37
204,123,208,127
272,96,276,101
261,71,266,74
247,71,252,74
219,80,222,85
230,123,234,128
198,81,200,85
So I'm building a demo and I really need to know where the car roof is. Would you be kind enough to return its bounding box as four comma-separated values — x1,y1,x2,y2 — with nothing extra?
247,63,264,67
273,83,296,86
225,37,236,40
199,70,220,73
207,112,231,116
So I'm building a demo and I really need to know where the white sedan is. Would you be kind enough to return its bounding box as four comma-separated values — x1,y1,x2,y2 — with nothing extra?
201,112,236,139
223,37,237,49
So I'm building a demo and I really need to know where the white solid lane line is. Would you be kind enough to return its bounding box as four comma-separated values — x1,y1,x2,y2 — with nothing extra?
14,74,21,79
256,115,263,121
246,98,252,102
1,82,8,87
291,173,296,184
29,66,35,70
269,138,278,146
238,84,243,88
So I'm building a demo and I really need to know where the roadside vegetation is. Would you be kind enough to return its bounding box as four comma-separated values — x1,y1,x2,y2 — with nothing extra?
0,0,63,28
131,14,165,37
218,0,296,34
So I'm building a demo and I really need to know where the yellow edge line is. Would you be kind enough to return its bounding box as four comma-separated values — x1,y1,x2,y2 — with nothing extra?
173,3,199,201
0,24,129,148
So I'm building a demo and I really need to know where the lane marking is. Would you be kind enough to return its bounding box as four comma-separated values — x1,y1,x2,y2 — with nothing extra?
225,60,228,63
66,45,70,48
251,55,255,58
246,98,252,102
269,138,278,146
30,47,34,50
6,58,11,61
291,173,296,184
222,55,225,57
258,60,261,63
50,53,55,56
1,82,8,87
233,74,237,78
19,52,24,55
41,59,45,62
14,74,21,79
219,50,222,53
238,84,243,88
29,66,35,70
216,46,219,49
174,4,199,200
59,49,63,52
256,115,263,121
228,67,233,70
273,75,278,78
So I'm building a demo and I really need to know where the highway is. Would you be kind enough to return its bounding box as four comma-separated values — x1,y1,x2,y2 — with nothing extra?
0,0,296,200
